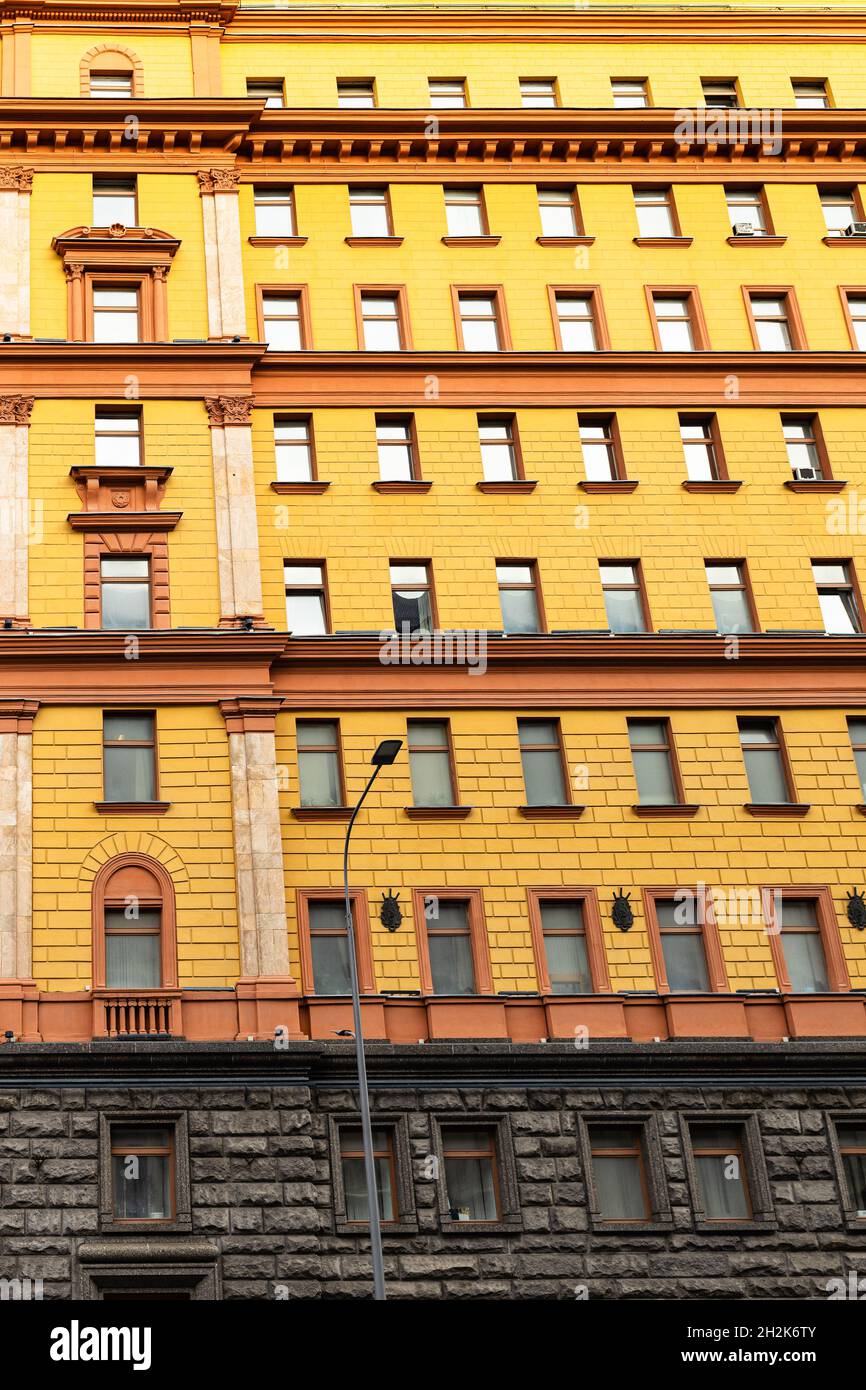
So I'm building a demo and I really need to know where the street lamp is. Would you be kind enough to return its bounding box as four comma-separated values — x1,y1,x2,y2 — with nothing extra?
343,738,402,1301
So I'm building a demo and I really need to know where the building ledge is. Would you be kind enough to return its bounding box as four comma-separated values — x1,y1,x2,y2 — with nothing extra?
743,803,811,817
476,479,537,493
784,478,847,493
632,804,700,818
371,479,432,493
579,478,638,493
290,806,353,821
93,801,171,815
682,479,743,493
441,235,501,247
404,805,473,820
270,480,331,493
518,804,585,819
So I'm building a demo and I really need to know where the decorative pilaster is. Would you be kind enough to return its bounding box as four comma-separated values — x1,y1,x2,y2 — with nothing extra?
205,395,265,627
0,166,32,337
197,168,246,340
220,698,300,1039
0,394,34,626
0,701,40,1038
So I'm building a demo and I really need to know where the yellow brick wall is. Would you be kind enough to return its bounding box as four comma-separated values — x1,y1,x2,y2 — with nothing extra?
28,399,220,630
277,708,866,996
32,705,240,990
254,404,866,634
29,30,193,99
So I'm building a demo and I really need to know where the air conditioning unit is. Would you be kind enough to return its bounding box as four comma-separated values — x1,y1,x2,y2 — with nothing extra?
732,222,755,236
845,222,866,237
792,466,818,481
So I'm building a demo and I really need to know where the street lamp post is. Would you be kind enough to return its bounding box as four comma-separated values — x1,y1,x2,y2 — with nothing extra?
342,738,402,1302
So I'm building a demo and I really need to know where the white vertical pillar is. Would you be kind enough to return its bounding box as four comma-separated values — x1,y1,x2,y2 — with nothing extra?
206,395,265,626
0,702,38,980
198,168,247,340
0,395,34,625
0,167,32,337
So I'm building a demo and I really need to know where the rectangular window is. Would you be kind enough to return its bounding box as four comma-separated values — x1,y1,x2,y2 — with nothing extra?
407,719,456,808
275,417,313,483
690,1125,751,1220
612,78,648,108
813,561,862,633
93,177,137,227
101,557,151,631
792,79,829,109
254,185,295,237
444,186,486,237
110,1127,173,1221
426,900,476,995
555,294,598,350
820,187,860,237
518,718,568,807
338,80,375,108
284,562,328,635
457,292,503,350
589,1127,651,1222
706,562,755,633
340,1128,397,1223
91,71,133,98
247,79,285,107
261,293,304,350
349,186,391,238
844,293,866,350
782,414,825,479
308,899,351,994
538,899,592,995
837,1125,866,1217
653,897,711,992
725,186,770,236
478,416,518,481
105,908,161,988
634,187,677,238
651,293,696,350
679,415,721,482
776,898,830,993
359,292,405,350
376,416,416,481
103,711,156,803
390,562,434,633
428,78,466,108
600,562,648,634
297,719,343,808
443,1128,499,1221
497,562,542,635
749,294,794,350
628,718,680,807
520,78,558,108
93,286,139,344
579,414,620,480
848,718,866,799
95,409,141,468
738,717,793,805
538,187,579,237
701,77,740,108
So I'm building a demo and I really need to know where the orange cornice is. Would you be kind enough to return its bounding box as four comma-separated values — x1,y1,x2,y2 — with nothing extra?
253,350,866,409
0,341,262,398
0,1,236,20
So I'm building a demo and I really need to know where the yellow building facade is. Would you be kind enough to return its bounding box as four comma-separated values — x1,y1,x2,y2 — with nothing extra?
0,0,862,1051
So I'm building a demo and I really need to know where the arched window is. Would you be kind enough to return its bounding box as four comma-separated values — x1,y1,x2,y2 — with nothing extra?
92,856,177,990
81,45,144,99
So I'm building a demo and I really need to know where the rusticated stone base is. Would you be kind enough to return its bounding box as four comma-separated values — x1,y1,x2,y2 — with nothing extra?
0,1040,863,1300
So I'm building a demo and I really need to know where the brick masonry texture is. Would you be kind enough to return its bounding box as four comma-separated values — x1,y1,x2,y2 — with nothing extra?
0,1042,864,1300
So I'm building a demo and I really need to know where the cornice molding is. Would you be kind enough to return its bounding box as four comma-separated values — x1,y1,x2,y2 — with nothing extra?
0,1,236,22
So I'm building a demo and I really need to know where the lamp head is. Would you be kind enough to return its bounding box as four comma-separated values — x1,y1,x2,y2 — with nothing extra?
371,738,402,767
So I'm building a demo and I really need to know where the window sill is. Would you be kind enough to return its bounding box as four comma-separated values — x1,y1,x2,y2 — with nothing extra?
440,1216,523,1236
344,236,404,247
270,480,331,494
822,236,866,246
290,806,353,821
536,235,595,247
784,478,846,493
579,479,638,493
682,479,743,493
518,804,585,819
692,1218,777,1235
441,235,501,247
743,803,811,818
589,1217,675,1234
334,1218,419,1236
371,480,432,493
726,235,787,247
632,236,693,247
476,480,537,494
632,804,700,818
404,805,473,820
93,801,170,815
248,236,308,247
